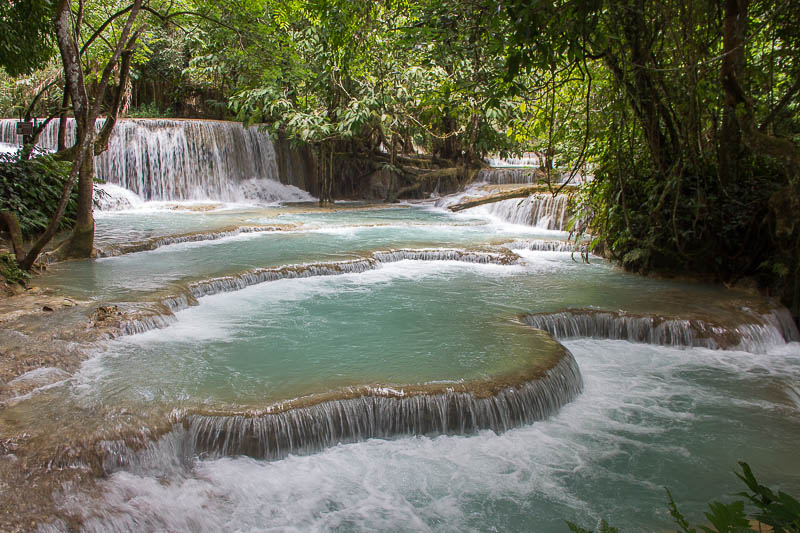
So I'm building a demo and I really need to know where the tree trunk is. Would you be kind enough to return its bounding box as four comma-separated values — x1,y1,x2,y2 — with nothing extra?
59,0,142,258
719,0,747,185
466,113,480,164
13,0,141,268
1,211,24,259
386,133,398,203
57,84,70,152
57,150,96,259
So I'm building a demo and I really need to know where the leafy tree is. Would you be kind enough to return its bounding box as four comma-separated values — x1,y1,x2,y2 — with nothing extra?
496,0,800,321
0,0,56,77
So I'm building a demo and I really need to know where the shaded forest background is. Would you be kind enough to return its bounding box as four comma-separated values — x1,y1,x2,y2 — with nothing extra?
1,0,799,321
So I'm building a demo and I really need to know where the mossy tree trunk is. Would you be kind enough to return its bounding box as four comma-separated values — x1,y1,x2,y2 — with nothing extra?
56,5,142,259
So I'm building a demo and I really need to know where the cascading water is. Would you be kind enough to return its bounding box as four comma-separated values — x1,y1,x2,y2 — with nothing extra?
477,168,538,184
486,153,541,167
0,118,313,202
523,307,800,353
476,193,571,230
504,238,583,253
101,352,583,468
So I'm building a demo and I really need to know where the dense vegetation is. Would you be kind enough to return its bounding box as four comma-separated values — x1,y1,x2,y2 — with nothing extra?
0,0,798,321
0,152,74,236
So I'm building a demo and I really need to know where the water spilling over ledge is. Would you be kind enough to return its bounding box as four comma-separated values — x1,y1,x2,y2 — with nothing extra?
522,307,800,352
157,248,519,313
477,168,539,184
101,333,582,468
479,194,571,230
4,200,799,531
0,118,311,202
95,225,292,257
86,248,520,339
503,238,585,253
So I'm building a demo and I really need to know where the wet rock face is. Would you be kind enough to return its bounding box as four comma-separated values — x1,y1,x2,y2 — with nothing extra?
90,304,122,324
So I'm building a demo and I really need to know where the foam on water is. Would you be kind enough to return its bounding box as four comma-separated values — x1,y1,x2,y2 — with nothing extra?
0,141,18,154
94,183,145,211
92,179,314,215
65,339,800,532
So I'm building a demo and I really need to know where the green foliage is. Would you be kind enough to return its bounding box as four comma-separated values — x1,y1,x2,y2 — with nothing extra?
0,252,31,285
0,70,14,117
1,61,67,119
3,0,794,316
126,102,174,119
494,0,800,318
0,152,75,237
223,0,523,163
736,462,800,532
0,0,55,77
570,463,800,532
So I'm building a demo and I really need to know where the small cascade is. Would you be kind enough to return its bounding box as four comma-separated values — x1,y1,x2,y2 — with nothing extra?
480,194,571,230
117,313,178,337
477,168,538,184
372,249,517,265
486,154,540,167
102,351,583,468
0,118,310,202
87,249,522,338
522,307,799,353
89,303,180,339
182,259,379,301
433,185,486,209
96,225,286,257
155,250,519,315
503,239,582,253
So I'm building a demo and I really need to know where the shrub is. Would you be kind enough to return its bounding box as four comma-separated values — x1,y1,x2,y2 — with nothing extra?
0,150,75,237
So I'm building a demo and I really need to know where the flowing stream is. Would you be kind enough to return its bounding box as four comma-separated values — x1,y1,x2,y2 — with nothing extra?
2,119,798,531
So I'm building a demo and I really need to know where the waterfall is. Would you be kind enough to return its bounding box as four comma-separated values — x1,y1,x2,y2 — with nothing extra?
372,249,517,265
486,154,540,167
0,118,310,202
480,194,571,230
100,350,583,469
503,239,583,253
477,168,538,184
523,307,800,353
